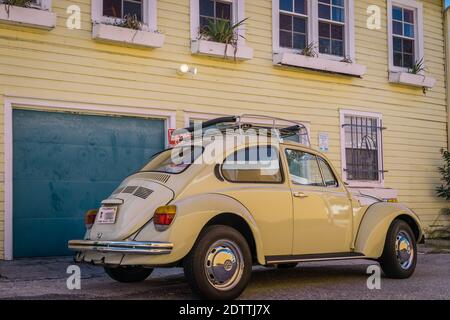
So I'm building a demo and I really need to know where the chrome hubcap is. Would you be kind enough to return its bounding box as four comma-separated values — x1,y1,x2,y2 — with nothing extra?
204,240,244,291
395,231,414,270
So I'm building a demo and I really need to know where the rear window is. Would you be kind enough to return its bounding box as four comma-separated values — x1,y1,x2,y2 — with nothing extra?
141,146,203,174
221,146,283,183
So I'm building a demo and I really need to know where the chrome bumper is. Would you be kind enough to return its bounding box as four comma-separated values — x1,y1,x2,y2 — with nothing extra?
68,240,173,255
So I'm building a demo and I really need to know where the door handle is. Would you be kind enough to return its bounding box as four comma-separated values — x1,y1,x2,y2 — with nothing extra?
293,191,308,198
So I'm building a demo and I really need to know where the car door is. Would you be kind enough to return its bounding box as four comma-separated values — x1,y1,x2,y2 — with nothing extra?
283,147,353,255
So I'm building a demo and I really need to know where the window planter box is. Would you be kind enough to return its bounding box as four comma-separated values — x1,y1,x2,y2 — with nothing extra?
0,5,56,30
92,23,165,48
273,52,367,77
191,39,254,61
388,71,436,89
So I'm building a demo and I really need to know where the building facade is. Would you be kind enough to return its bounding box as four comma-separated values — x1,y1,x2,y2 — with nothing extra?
0,0,448,259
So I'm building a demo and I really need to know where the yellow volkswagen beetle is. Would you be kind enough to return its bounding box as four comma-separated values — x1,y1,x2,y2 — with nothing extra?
69,116,423,300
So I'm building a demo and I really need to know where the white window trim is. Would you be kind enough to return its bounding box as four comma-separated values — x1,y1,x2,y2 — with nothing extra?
387,0,424,74
339,109,384,188
190,0,246,46
29,0,52,10
272,0,355,62
91,0,158,31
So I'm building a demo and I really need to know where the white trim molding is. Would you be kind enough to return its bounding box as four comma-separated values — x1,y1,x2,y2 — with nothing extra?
272,0,358,70
388,71,436,88
273,52,366,77
0,1,55,30
92,23,165,48
3,97,176,260
191,39,253,60
339,109,384,188
91,0,158,32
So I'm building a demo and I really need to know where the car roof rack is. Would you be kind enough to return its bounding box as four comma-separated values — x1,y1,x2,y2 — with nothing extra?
172,114,311,147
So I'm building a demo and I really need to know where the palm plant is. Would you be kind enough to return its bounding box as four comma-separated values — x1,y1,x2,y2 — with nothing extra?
300,41,318,57
114,14,142,30
408,57,426,74
199,17,248,60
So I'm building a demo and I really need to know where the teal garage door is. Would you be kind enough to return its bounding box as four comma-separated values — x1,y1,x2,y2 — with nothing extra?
13,109,166,258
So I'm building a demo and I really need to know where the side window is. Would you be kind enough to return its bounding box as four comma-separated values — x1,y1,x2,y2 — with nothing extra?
285,149,323,186
222,146,283,183
317,157,338,187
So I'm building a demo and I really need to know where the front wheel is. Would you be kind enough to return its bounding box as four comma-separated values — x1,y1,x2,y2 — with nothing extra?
104,266,153,283
184,225,252,300
378,219,417,279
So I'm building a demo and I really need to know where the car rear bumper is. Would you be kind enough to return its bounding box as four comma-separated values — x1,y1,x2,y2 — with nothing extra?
68,240,173,255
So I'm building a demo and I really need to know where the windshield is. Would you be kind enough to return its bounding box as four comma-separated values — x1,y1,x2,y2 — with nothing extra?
140,146,204,174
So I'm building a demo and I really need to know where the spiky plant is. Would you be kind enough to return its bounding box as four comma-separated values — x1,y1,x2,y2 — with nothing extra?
300,41,318,57
340,56,353,63
199,17,248,60
409,57,426,74
436,149,450,201
3,0,32,16
115,14,142,30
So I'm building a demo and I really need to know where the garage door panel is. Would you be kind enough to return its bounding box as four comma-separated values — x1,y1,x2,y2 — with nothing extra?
13,180,118,219
13,218,85,258
13,109,165,257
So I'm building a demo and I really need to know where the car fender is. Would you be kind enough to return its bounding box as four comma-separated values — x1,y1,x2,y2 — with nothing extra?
134,193,266,265
354,202,423,258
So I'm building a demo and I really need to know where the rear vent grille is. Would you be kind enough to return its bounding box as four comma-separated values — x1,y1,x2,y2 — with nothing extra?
123,186,138,194
146,172,170,184
133,187,153,199
112,186,125,195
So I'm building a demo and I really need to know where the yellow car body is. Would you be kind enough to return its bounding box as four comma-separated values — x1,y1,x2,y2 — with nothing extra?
69,139,423,267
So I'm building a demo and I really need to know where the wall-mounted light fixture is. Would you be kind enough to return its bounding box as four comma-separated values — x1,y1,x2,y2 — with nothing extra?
177,64,198,76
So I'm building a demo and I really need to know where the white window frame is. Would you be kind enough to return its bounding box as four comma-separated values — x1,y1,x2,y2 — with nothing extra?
190,0,246,46
273,0,355,62
339,109,384,187
387,0,424,73
91,0,158,31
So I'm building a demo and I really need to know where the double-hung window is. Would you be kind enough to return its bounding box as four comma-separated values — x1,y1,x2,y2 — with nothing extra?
387,0,423,72
103,0,144,21
340,110,385,186
274,0,354,60
92,0,157,30
199,0,233,29
279,0,308,50
318,0,345,57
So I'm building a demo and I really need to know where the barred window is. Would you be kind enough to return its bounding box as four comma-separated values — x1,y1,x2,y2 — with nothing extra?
341,113,384,183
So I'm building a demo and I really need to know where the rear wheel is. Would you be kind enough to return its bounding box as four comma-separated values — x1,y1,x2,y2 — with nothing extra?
104,266,153,283
184,225,252,300
378,219,417,279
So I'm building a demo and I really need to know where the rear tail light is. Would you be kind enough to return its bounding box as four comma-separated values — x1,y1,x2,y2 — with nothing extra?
154,205,177,231
85,209,98,229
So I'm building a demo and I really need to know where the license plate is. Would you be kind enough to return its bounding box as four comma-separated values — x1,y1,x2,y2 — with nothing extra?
97,206,118,224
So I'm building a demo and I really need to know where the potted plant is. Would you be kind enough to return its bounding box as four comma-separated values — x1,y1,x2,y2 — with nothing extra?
0,0,56,29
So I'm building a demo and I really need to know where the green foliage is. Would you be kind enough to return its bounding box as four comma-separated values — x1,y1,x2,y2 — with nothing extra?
436,149,450,203
408,57,426,75
3,0,32,7
114,14,142,30
199,18,248,60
